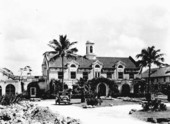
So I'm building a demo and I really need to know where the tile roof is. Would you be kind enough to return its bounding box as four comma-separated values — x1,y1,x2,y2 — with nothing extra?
97,57,137,68
47,56,138,69
142,66,170,78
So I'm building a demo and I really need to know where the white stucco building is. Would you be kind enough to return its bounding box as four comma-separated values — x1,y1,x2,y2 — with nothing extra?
0,68,22,96
42,41,141,96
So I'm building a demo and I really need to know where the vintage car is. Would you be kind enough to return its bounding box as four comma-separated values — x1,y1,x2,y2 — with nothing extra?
55,91,71,105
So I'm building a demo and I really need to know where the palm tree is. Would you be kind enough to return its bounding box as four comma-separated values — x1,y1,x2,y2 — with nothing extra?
46,35,78,91
136,46,165,100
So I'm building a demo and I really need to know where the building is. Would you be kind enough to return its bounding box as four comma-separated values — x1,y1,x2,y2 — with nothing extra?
142,66,170,93
42,41,141,96
0,67,46,97
0,68,21,96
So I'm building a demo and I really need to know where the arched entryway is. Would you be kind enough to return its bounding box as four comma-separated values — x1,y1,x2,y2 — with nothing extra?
27,82,40,98
98,83,106,96
6,84,15,95
121,83,130,96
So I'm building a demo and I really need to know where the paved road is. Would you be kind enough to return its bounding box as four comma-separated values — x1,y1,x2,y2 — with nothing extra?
34,100,150,124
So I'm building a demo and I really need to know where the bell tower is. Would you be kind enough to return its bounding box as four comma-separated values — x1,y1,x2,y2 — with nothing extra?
85,41,96,60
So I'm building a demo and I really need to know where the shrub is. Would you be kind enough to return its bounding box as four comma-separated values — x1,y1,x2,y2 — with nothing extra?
141,99,167,111
86,98,102,106
0,94,23,106
111,93,121,98
160,103,167,111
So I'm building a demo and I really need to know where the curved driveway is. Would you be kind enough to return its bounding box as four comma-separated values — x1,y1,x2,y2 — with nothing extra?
34,100,150,124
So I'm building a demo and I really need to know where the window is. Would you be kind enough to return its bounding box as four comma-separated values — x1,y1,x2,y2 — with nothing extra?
83,72,88,80
118,65,123,68
6,84,15,95
58,72,63,79
118,72,123,79
90,46,93,53
107,72,112,78
95,65,100,68
164,77,166,82
129,73,134,79
71,72,76,79
156,78,159,82
95,72,100,78
71,64,76,68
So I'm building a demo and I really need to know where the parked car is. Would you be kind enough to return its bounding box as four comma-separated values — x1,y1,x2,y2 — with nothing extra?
55,91,71,105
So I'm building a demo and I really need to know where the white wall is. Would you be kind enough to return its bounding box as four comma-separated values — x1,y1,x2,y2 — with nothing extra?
0,81,22,95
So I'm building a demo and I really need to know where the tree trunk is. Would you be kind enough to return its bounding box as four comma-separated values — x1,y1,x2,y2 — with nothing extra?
81,88,85,103
146,64,151,101
62,56,64,91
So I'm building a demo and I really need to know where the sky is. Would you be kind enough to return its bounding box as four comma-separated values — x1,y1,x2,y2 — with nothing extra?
0,0,170,76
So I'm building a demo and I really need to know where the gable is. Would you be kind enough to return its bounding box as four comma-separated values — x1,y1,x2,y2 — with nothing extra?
115,61,126,67
92,60,103,67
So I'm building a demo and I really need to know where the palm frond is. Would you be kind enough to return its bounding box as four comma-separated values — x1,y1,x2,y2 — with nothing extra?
59,35,67,48
50,39,62,49
155,53,164,59
48,44,57,50
69,41,77,47
67,48,78,53
44,51,58,56
66,53,78,60
153,61,163,67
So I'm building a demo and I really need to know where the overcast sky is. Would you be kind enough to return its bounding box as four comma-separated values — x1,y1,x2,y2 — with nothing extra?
0,0,170,75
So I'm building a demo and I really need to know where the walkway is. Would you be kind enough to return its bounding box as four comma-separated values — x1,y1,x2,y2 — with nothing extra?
34,100,150,124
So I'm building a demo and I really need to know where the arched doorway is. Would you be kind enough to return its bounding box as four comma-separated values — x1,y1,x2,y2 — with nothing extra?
121,83,130,96
27,82,40,98
6,84,15,95
98,83,106,96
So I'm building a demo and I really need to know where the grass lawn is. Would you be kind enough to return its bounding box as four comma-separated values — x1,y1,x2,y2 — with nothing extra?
131,108,170,122
71,98,137,107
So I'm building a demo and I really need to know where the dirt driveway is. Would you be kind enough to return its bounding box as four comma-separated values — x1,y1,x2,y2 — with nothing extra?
33,99,149,124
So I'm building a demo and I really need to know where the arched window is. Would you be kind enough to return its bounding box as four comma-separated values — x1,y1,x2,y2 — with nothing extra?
6,84,15,95
0,86,2,96
118,65,123,68
95,65,100,68
90,46,93,53
71,64,76,68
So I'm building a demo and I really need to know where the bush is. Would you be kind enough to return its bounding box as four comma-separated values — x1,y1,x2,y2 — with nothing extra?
111,93,121,98
86,98,102,106
41,91,55,99
0,94,23,106
141,99,167,111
